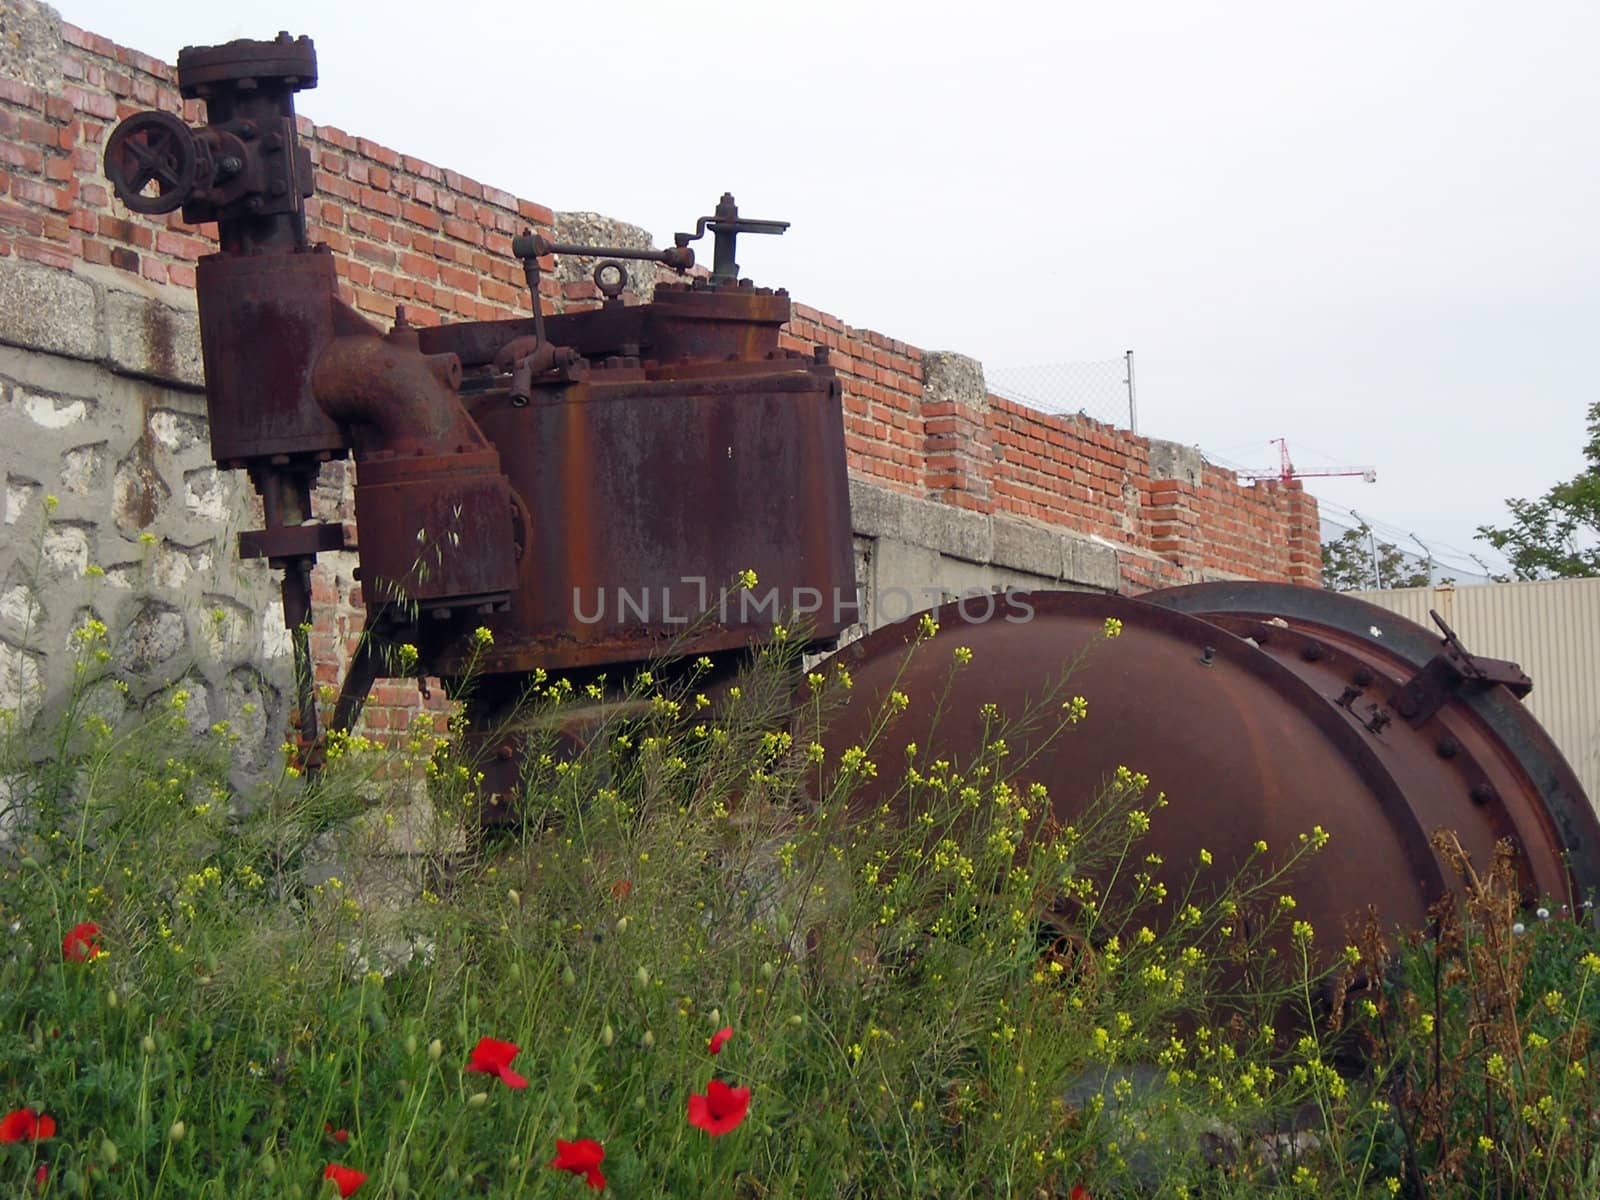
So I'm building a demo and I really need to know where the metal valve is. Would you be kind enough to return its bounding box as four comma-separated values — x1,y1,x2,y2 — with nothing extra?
103,111,204,214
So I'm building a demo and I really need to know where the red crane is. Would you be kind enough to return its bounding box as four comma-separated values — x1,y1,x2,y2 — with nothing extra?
1235,438,1376,485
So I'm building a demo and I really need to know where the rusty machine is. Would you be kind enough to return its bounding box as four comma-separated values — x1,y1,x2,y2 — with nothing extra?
104,34,1599,964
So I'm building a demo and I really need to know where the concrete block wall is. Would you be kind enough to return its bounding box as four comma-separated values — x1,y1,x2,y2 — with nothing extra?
0,0,1322,748
0,269,285,774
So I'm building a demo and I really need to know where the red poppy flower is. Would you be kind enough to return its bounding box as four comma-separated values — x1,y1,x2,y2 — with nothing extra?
610,879,632,899
548,1137,606,1190
465,1036,528,1089
324,1121,349,1144
1070,1188,1091,1200
62,921,101,962
686,1078,751,1135
0,1109,56,1142
707,1026,733,1056
323,1163,366,1196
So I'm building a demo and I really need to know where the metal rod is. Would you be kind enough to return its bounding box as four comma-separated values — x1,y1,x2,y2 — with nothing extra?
1408,533,1435,586
281,560,319,745
1124,349,1138,433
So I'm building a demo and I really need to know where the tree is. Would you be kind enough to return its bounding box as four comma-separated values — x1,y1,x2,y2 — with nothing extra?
1477,400,1600,580
1321,524,1432,592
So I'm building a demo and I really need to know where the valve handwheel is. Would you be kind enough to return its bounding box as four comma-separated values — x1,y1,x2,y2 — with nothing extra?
103,110,198,214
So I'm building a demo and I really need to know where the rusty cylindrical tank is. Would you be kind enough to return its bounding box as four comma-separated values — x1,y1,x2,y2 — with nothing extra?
818,587,1599,975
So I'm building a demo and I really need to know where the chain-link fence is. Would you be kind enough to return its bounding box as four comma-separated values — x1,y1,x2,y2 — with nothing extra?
1319,509,1500,591
986,355,1136,430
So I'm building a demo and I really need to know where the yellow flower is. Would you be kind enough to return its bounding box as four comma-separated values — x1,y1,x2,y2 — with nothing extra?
1103,616,1123,639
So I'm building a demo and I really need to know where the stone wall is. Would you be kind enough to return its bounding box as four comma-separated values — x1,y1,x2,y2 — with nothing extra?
0,261,284,775
0,0,1322,752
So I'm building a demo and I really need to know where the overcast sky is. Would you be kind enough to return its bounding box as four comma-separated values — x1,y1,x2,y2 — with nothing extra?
56,0,1600,579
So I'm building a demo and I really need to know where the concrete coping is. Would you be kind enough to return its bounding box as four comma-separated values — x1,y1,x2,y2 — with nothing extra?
0,258,203,391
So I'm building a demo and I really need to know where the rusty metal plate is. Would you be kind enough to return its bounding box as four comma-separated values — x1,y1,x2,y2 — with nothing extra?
432,364,854,675
195,247,346,465
821,591,1445,955
352,451,517,610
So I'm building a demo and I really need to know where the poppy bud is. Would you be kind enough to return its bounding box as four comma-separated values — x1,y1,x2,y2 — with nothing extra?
467,1092,488,1108
635,966,650,989
601,1024,614,1047
100,1137,119,1165
405,1034,417,1056
169,1121,185,1143
428,1038,443,1061
142,1034,157,1055
615,916,629,934
107,988,119,1008
561,965,577,987
641,1030,655,1049
788,1014,804,1026
507,888,521,907
392,1169,410,1193
709,1008,721,1025
761,961,777,981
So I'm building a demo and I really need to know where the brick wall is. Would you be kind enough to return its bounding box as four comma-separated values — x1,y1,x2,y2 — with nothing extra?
0,8,1321,738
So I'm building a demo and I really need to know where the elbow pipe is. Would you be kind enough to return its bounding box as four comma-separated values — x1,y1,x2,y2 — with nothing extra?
311,323,481,459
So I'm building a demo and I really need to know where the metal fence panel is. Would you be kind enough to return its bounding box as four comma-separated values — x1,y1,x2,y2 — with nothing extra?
987,356,1134,430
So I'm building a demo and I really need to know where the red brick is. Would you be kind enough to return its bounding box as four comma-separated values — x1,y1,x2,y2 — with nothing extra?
61,84,118,120
0,140,44,172
15,236,71,269
97,213,153,247
356,138,401,169
359,187,401,218
397,251,438,281
437,263,477,293
402,201,441,231
11,178,70,211
516,198,554,225
0,79,41,108
352,238,396,267
441,215,483,245
402,154,444,182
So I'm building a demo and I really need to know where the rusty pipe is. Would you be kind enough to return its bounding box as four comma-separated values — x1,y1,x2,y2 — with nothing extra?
311,330,479,458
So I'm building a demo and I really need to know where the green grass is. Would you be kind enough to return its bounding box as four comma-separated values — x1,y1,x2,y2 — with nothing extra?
0,616,1597,1198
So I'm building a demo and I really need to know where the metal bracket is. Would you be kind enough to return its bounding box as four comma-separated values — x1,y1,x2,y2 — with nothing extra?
1387,609,1532,727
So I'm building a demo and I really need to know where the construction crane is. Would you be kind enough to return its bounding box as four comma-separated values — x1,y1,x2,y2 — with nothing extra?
1235,438,1377,485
